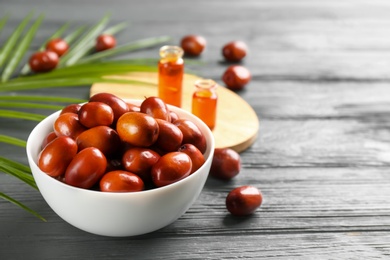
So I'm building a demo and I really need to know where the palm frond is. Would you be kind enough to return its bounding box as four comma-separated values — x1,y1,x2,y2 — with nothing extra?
0,157,35,187
0,12,34,69
60,14,111,66
63,25,86,44
0,95,86,103
0,13,10,36
77,36,171,64
104,22,127,35
39,22,70,51
0,76,154,92
1,14,44,82
0,109,46,121
0,101,64,110
0,134,26,147
13,62,157,81
0,192,46,221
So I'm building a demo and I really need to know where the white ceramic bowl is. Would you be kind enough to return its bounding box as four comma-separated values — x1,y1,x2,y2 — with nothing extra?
26,100,215,237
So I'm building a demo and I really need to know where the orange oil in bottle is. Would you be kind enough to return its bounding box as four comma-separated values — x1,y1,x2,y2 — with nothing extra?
158,46,184,107
191,79,218,130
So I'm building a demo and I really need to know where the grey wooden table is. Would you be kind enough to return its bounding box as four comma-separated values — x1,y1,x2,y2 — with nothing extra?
1,0,390,259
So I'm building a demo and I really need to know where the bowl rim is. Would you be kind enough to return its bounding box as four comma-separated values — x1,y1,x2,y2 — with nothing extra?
26,99,215,197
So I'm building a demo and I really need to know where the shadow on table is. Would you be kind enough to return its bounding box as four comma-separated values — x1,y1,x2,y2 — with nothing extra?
222,213,255,227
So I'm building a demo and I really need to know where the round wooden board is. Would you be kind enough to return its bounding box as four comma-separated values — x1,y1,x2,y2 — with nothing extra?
90,72,259,153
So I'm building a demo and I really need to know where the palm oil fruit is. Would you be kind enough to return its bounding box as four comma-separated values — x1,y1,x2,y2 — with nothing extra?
95,34,116,52
46,38,69,57
180,34,206,56
222,41,248,62
29,51,59,73
226,186,263,216
116,112,159,147
222,65,251,91
210,148,241,180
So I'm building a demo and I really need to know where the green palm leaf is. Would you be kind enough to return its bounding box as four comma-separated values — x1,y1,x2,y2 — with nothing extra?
0,192,46,221
13,62,157,81
0,12,34,69
1,14,44,82
0,95,86,103
77,36,171,64
0,135,26,147
0,101,64,110
0,76,153,92
0,157,36,189
62,22,129,65
0,13,10,36
60,14,111,66
0,109,46,121
63,23,127,66
104,22,127,35
63,25,87,44
39,22,70,51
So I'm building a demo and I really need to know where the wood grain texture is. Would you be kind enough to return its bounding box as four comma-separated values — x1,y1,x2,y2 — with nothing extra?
2,168,390,259
1,0,390,259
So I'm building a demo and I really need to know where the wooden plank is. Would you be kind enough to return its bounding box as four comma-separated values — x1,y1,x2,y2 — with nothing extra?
241,82,390,119
1,231,389,259
245,119,390,167
2,167,390,234
1,167,390,258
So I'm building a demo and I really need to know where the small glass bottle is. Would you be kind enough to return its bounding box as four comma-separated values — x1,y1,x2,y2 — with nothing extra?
158,45,184,107
191,79,218,130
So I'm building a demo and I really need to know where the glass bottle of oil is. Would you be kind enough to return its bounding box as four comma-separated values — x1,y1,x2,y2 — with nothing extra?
158,45,184,107
191,79,218,130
